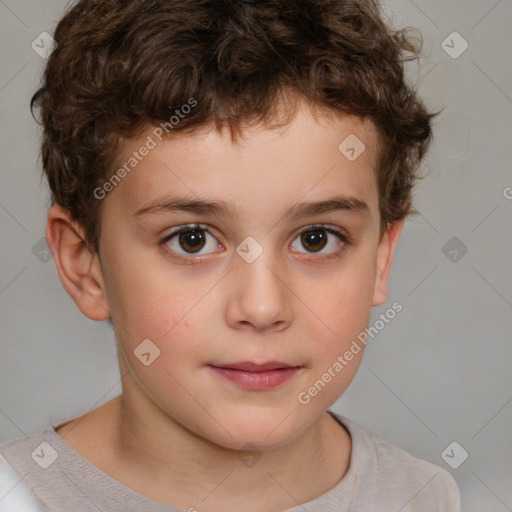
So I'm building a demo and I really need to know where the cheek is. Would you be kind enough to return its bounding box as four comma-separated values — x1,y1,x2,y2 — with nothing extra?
107,264,217,377
102,240,201,334
299,281,371,409
311,261,375,336
300,255,376,397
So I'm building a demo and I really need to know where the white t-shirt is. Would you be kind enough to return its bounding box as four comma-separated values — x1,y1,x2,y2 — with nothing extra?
0,411,461,511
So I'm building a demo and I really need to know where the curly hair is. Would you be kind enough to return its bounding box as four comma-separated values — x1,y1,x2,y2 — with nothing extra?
31,0,440,252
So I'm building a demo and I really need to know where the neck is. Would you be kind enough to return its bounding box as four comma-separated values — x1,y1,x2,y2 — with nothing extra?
57,360,351,512
112,369,351,511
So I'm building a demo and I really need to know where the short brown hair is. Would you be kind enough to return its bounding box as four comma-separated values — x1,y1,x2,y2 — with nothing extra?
31,0,439,252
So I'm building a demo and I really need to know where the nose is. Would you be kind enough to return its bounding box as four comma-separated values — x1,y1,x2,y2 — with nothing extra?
225,249,293,333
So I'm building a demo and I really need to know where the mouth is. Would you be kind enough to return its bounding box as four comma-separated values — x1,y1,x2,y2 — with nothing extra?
211,361,299,372
207,361,303,390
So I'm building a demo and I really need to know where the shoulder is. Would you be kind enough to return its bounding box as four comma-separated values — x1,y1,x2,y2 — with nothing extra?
0,434,50,511
331,413,461,511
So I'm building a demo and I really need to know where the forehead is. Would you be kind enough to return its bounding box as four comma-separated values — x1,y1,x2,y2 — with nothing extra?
109,107,381,223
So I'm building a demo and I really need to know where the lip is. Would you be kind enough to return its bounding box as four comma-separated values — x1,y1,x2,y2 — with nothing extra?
212,361,296,372
208,361,302,390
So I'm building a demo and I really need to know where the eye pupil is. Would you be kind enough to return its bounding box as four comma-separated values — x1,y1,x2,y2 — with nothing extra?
179,229,206,253
301,229,327,252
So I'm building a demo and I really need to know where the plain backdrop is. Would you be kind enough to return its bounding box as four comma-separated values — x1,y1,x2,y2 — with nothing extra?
1,0,511,510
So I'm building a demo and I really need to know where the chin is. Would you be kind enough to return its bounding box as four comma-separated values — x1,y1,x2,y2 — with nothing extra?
198,406,315,452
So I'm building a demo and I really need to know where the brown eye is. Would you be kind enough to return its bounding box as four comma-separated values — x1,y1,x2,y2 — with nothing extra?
162,224,220,259
178,229,206,253
290,224,348,258
300,229,328,252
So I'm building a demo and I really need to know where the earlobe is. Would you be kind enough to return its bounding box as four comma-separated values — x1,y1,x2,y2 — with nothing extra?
371,219,404,307
45,205,110,321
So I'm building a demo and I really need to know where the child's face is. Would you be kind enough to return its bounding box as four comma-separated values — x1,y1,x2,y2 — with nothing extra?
87,106,401,450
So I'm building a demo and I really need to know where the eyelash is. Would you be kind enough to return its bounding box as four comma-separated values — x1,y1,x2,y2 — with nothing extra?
158,223,351,264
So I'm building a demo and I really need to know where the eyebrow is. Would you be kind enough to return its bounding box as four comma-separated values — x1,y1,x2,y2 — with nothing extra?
134,195,370,220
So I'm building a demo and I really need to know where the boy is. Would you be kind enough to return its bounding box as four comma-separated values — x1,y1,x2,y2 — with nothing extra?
0,0,461,510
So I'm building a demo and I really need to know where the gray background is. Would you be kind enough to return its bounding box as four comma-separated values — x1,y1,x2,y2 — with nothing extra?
1,0,511,510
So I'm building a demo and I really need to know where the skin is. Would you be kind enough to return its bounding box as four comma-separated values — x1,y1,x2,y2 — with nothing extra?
46,101,403,512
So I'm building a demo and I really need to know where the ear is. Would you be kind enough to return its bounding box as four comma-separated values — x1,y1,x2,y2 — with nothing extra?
371,218,404,307
45,205,110,321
